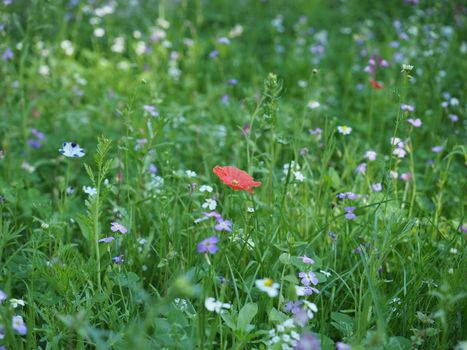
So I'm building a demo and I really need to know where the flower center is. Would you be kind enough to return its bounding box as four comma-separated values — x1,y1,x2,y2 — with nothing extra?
231,179,239,185
264,278,273,287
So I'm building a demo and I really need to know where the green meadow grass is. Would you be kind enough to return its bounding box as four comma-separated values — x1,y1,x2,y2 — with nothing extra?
0,0,466,349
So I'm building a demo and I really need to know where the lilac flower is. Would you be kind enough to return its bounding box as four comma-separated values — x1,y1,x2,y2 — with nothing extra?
0,289,6,302
364,150,377,161
344,206,356,220
208,50,219,59
355,162,367,174
12,315,27,335
111,222,128,234
284,300,303,314
98,237,115,243
371,183,382,192
112,255,124,264
2,47,13,61
400,104,414,112
4,0,13,5
299,255,315,265
298,271,318,286
328,231,337,241
221,94,229,105
28,139,41,148
408,118,422,127
393,147,407,158
217,37,231,45
149,163,158,174
134,138,148,151
432,145,443,153
143,104,159,117
336,342,352,350
296,333,321,350
214,219,232,232
337,192,358,200
448,114,459,122
228,78,238,85
295,285,320,296
31,128,45,140
400,172,412,182
197,236,219,254
194,211,222,223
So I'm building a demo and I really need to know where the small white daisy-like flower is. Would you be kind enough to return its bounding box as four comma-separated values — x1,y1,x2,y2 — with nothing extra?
255,278,279,297
247,207,255,213
307,100,320,109
10,298,26,308
202,198,217,211
59,142,85,158
83,186,97,197
293,171,305,182
94,28,105,37
199,185,213,193
204,297,231,313
337,125,352,135
185,170,197,177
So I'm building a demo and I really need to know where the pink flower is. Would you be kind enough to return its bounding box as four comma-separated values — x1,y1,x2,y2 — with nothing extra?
300,255,315,265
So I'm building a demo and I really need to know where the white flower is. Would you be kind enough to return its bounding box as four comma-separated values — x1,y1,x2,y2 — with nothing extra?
10,298,26,308
59,142,85,158
185,170,197,177
320,270,331,277
401,63,414,72
111,37,125,53
390,170,398,179
83,186,97,196
293,171,305,182
60,40,74,56
390,137,404,147
247,207,255,213
39,65,50,76
135,41,147,55
302,300,318,319
255,278,279,297
94,28,105,37
204,297,231,313
337,125,352,135
450,248,458,254
199,185,213,193
364,150,377,161
307,100,320,109
202,198,217,211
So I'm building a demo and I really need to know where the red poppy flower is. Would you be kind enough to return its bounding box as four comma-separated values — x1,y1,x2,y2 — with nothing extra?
370,78,383,90
213,166,261,193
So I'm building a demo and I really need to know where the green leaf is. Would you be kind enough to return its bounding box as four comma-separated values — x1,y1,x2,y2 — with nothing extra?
220,312,237,331
269,307,288,323
385,336,412,350
237,303,258,332
331,312,354,336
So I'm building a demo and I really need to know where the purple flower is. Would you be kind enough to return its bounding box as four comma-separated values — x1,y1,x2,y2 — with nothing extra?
149,163,158,174
299,255,315,264
284,300,303,314
298,271,318,286
28,139,41,148
355,163,367,174
208,50,219,59
31,128,45,140
197,236,219,254
111,222,128,234
328,231,337,241
344,206,356,220
194,211,222,223
0,289,6,302
431,145,443,153
459,224,467,233
295,333,321,350
2,47,13,61
214,219,232,232
12,315,27,335
371,183,382,192
448,114,459,122
221,94,229,105
228,78,238,85
143,104,159,117
112,255,124,264
98,236,115,243
400,172,412,182
336,342,352,350
400,104,414,112
217,37,231,45
408,118,422,127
